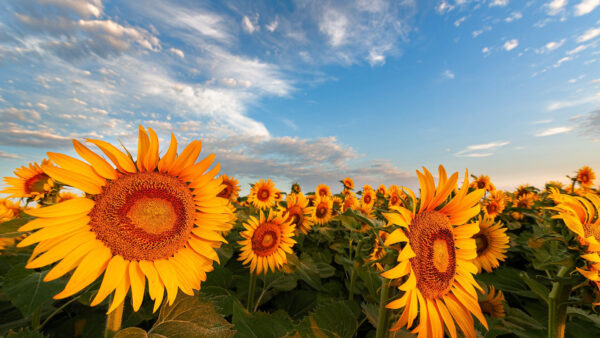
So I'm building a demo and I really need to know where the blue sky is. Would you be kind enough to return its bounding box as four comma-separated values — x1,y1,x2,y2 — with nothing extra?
1,0,599,194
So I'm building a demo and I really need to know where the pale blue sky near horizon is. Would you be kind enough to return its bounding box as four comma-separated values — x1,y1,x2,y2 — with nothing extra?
1,0,599,195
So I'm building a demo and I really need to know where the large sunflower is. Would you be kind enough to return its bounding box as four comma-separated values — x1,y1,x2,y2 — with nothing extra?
472,216,510,273
2,160,54,200
576,166,596,188
550,189,600,290
17,126,233,313
382,165,487,337
238,210,296,274
248,179,278,209
284,193,313,234
311,196,333,225
217,174,240,202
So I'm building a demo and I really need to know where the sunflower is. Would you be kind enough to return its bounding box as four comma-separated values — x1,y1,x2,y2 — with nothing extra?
550,189,600,289
342,195,359,212
545,180,565,191
483,190,506,219
284,193,313,235
2,160,54,200
311,196,333,225
577,166,596,188
332,196,343,209
217,174,240,202
17,126,233,313
315,184,331,198
515,184,533,198
472,216,510,273
57,191,81,203
238,210,296,274
0,237,16,255
363,184,374,193
514,192,534,209
343,177,354,190
1,199,20,221
377,184,387,196
367,231,389,271
291,183,301,194
471,175,495,192
357,200,375,219
387,185,405,208
248,179,278,209
382,165,487,337
361,189,376,207
479,286,506,318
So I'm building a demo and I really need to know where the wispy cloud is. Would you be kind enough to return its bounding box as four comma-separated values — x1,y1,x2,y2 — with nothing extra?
575,0,600,16
536,39,566,53
535,126,574,137
0,151,22,159
577,27,600,43
545,0,568,16
503,39,518,51
505,11,523,22
455,141,510,157
490,0,509,7
547,93,600,110
442,69,455,79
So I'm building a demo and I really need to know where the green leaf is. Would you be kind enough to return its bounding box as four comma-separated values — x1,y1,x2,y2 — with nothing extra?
114,327,148,338
231,302,294,338
361,303,378,328
289,300,359,338
5,327,45,338
3,265,66,318
0,217,31,237
519,271,550,304
567,307,600,328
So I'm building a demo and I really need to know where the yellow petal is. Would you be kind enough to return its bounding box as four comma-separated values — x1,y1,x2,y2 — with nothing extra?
158,133,177,173
137,125,150,172
18,217,89,247
86,139,136,173
145,127,159,172
73,140,117,180
54,244,112,299
91,255,128,306
129,261,146,312
154,260,179,305
42,164,102,195
107,273,131,314
47,152,105,186
25,197,94,218
44,239,98,281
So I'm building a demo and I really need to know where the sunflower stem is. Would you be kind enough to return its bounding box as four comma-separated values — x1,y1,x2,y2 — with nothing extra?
247,273,258,312
548,266,570,338
105,299,124,338
348,240,364,301
31,307,41,330
375,277,391,338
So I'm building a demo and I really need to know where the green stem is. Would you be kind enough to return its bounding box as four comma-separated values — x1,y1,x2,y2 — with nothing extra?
105,300,124,338
39,296,80,329
348,240,364,301
247,273,258,312
375,278,392,338
548,266,570,338
31,307,41,330
254,281,269,312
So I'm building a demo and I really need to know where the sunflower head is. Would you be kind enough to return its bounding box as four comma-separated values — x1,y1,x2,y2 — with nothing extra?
367,231,390,271
577,166,596,188
381,165,488,337
387,185,406,207
284,193,313,235
343,177,354,190
0,199,20,221
312,196,333,225
2,160,54,200
471,174,495,192
361,189,376,207
479,286,506,318
483,190,506,219
473,216,510,273
342,195,359,212
515,184,534,198
238,209,296,274
217,174,240,201
291,182,302,194
316,184,331,198
377,184,387,196
545,180,565,191
249,179,278,209
16,126,233,313
514,192,535,209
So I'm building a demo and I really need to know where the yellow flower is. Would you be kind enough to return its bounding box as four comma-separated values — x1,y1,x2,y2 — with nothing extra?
472,216,510,273
483,190,506,219
363,184,374,193
479,286,506,318
316,184,331,198
471,175,495,192
284,193,313,235
367,231,389,271
0,237,16,255
238,210,296,274
2,160,54,200
291,183,301,194
361,189,376,207
576,166,596,188
332,196,343,209
217,174,240,202
387,185,405,207
57,191,82,202
311,196,333,225
382,165,487,337
515,184,533,198
342,195,359,212
248,179,278,209
343,177,354,190
17,126,233,313
1,199,20,221
377,184,387,196
514,193,534,209
545,180,564,191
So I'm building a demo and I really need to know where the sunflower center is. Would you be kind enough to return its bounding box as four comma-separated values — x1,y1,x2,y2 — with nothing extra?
25,173,51,194
408,211,457,299
580,174,589,183
319,189,327,197
251,222,281,256
364,195,372,204
218,184,232,199
583,223,600,244
316,204,328,218
89,172,195,261
258,189,270,201
477,181,486,189
390,195,399,204
286,206,303,226
474,233,488,255
486,203,497,214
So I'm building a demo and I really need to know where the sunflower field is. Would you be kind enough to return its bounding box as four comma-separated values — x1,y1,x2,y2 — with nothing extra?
1,126,600,338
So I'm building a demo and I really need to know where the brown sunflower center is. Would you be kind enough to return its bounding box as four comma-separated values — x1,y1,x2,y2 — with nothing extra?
486,203,497,214
89,171,195,261
251,222,281,256
286,206,303,226
25,173,51,194
316,204,328,218
477,181,486,189
408,211,457,299
583,223,600,243
474,232,488,255
580,174,589,183
319,189,327,197
217,183,232,199
390,195,399,204
364,195,372,204
258,189,270,201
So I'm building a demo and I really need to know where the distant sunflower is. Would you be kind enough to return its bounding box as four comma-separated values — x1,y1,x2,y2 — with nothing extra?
472,216,510,273
311,196,333,225
217,174,240,202
515,184,533,198
387,185,405,207
363,184,374,193
514,193,534,209
248,179,278,209
17,126,233,313
367,231,389,271
2,160,54,200
58,191,81,202
361,189,376,207
343,177,354,190
479,286,506,318
382,165,487,337
545,180,565,191
483,190,506,219
332,196,343,208
357,200,375,219
342,195,359,212
576,166,596,188
284,193,313,235
0,237,16,255
316,184,331,198
0,199,20,221
274,190,283,202
238,210,296,274
291,183,301,194
377,184,387,196
551,189,600,291
471,175,495,192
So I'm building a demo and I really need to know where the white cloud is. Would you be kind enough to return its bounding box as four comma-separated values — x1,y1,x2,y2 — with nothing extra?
577,27,600,43
547,93,600,110
546,0,568,16
472,26,492,37
36,102,49,110
455,141,510,157
567,44,589,54
505,11,523,22
554,56,571,67
442,69,455,79
535,126,574,136
532,119,553,124
320,9,349,47
504,39,519,51
575,0,600,15
71,98,88,105
77,19,161,51
265,19,278,32
38,0,103,18
0,151,22,159
454,16,467,27
241,15,258,34
436,1,455,14
490,0,509,7
539,39,566,53
168,48,184,58
482,47,491,54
